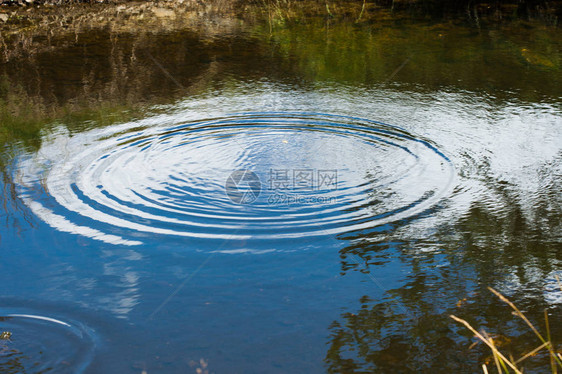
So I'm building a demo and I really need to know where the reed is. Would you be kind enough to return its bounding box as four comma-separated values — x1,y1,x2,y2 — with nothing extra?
451,276,562,373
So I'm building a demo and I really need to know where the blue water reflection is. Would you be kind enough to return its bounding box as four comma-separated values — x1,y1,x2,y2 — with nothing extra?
0,18,561,372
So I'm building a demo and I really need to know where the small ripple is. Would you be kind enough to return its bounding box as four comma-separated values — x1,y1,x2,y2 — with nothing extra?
0,312,95,373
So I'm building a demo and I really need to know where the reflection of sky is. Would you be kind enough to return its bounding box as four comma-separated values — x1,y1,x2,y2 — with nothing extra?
10,83,562,322
17,103,454,243
98,249,143,318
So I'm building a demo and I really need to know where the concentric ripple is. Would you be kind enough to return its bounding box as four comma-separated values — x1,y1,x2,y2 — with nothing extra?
17,113,455,245
0,313,95,373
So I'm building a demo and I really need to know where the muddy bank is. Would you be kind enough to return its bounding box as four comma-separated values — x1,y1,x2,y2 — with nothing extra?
0,0,241,43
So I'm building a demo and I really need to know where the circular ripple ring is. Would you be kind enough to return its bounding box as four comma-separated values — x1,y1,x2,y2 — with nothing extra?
17,113,455,245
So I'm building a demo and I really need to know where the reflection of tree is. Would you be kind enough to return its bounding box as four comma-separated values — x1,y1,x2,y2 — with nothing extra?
264,18,562,98
330,175,562,372
0,28,222,146
325,300,477,372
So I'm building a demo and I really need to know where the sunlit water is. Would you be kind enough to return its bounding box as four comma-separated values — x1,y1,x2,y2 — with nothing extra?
1,12,561,373
16,112,454,245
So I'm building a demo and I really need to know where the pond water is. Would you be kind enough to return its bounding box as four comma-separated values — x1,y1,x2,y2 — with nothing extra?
0,6,561,373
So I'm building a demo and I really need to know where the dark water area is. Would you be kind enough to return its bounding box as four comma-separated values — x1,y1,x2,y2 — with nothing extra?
0,4,561,373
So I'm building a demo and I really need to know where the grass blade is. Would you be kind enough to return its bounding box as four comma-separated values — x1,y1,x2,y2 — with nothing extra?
450,315,523,374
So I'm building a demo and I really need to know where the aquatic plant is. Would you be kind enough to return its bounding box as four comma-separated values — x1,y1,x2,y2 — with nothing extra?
451,279,562,373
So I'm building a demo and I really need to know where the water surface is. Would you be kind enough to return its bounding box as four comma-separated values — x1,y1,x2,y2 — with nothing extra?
1,7,561,373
